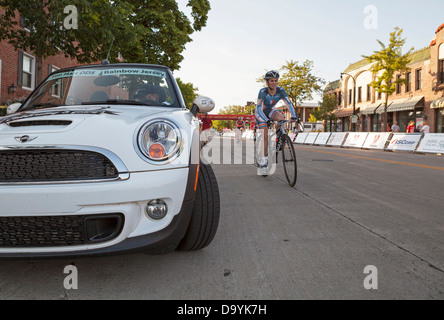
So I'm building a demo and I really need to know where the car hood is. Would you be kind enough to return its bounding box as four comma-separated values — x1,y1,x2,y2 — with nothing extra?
0,105,198,172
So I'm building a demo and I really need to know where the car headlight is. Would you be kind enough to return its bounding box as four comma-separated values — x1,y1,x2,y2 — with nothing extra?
137,120,182,162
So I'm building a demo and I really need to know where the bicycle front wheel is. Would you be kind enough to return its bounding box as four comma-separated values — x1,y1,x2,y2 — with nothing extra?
281,134,297,187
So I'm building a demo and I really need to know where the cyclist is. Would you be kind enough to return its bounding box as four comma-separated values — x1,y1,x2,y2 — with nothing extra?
235,116,245,143
255,70,298,167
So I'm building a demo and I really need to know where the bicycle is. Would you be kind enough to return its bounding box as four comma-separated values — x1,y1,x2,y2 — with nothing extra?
235,128,243,144
254,119,302,187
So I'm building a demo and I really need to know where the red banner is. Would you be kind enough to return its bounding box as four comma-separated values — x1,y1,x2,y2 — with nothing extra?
197,114,255,122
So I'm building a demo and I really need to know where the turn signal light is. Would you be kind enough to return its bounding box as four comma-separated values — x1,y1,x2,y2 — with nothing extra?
148,143,165,159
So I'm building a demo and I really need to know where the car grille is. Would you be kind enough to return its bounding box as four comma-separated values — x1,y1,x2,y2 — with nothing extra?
0,149,119,183
0,214,124,247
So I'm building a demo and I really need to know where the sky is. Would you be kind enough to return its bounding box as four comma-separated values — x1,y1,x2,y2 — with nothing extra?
174,0,444,114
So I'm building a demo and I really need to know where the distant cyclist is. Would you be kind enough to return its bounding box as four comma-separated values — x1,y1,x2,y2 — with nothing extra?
235,116,245,143
255,70,298,167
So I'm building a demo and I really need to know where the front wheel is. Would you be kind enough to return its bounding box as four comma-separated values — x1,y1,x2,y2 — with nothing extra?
177,162,220,251
282,135,297,187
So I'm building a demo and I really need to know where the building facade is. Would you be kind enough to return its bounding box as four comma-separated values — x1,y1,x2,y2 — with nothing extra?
0,11,80,107
325,22,444,133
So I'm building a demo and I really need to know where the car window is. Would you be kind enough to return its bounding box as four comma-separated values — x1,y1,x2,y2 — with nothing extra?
20,66,181,111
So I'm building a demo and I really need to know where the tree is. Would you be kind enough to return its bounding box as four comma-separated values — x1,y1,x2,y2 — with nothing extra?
123,0,211,71
212,104,254,131
0,0,135,82
311,93,338,131
0,0,211,82
176,78,199,108
362,27,414,132
277,60,325,111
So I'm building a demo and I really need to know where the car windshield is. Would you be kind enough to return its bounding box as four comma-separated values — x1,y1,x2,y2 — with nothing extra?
20,66,181,111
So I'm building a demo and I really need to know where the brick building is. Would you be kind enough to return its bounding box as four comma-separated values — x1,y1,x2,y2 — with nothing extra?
0,11,80,106
325,22,444,133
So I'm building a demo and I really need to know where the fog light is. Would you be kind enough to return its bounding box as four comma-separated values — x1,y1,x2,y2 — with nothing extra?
146,199,168,220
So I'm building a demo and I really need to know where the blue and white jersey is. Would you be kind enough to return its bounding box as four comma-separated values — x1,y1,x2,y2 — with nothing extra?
255,87,296,122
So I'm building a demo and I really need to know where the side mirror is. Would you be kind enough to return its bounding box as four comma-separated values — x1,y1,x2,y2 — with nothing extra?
7,103,22,115
191,96,215,116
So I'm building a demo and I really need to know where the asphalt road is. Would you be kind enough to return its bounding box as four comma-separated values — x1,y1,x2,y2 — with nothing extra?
0,136,443,300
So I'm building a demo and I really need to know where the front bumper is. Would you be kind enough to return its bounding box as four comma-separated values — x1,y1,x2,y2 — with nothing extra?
0,166,196,257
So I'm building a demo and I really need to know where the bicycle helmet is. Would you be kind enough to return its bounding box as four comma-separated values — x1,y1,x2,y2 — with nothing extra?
265,70,280,80
238,116,243,120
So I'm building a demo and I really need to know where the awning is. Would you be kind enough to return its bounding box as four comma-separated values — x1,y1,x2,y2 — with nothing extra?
430,97,444,108
375,102,392,114
361,103,381,115
335,107,358,117
385,98,411,112
387,95,424,112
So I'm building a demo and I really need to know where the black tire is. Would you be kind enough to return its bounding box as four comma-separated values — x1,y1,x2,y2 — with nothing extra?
282,135,297,187
177,162,220,251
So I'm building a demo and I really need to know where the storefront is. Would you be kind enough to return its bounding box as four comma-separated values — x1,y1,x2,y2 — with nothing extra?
360,103,381,132
431,97,444,133
335,107,356,132
374,96,424,132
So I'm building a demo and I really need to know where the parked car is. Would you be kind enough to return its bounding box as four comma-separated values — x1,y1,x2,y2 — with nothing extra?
0,62,220,257
302,122,323,132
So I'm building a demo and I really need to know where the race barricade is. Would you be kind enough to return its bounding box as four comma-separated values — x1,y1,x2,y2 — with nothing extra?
294,132,309,144
385,133,422,152
304,132,319,144
314,132,331,145
415,133,444,154
343,132,369,148
362,132,392,150
326,132,348,147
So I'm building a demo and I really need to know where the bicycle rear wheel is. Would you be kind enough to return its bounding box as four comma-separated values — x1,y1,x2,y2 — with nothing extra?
281,134,297,187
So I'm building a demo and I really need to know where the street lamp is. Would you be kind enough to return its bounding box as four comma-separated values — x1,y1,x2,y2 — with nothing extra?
7,83,17,95
340,72,356,132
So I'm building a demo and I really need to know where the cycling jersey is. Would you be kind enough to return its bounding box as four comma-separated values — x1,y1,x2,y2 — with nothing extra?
255,87,296,127
236,120,245,129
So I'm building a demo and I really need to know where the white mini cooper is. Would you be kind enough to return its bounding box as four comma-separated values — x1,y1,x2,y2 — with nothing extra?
0,62,220,257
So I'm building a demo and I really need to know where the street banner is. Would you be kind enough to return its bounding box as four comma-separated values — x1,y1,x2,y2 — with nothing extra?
386,133,422,151
416,133,444,154
314,132,331,145
343,132,369,148
295,132,308,144
326,132,348,147
362,132,392,150
304,132,319,144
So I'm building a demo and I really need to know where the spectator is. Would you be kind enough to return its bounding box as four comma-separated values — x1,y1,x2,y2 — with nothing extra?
420,121,430,134
391,121,400,133
406,120,415,133
201,113,213,146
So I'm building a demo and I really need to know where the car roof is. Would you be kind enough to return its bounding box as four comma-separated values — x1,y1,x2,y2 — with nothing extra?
54,62,171,74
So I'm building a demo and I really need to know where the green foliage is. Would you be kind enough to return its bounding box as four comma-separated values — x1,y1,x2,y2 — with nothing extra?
124,0,210,70
362,27,414,131
176,78,199,108
278,60,325,108
212,105,254,130
311,93,337,121
0,0,210,73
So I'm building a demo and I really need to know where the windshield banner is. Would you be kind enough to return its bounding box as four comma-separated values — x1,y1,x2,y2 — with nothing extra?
48,68,166,81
